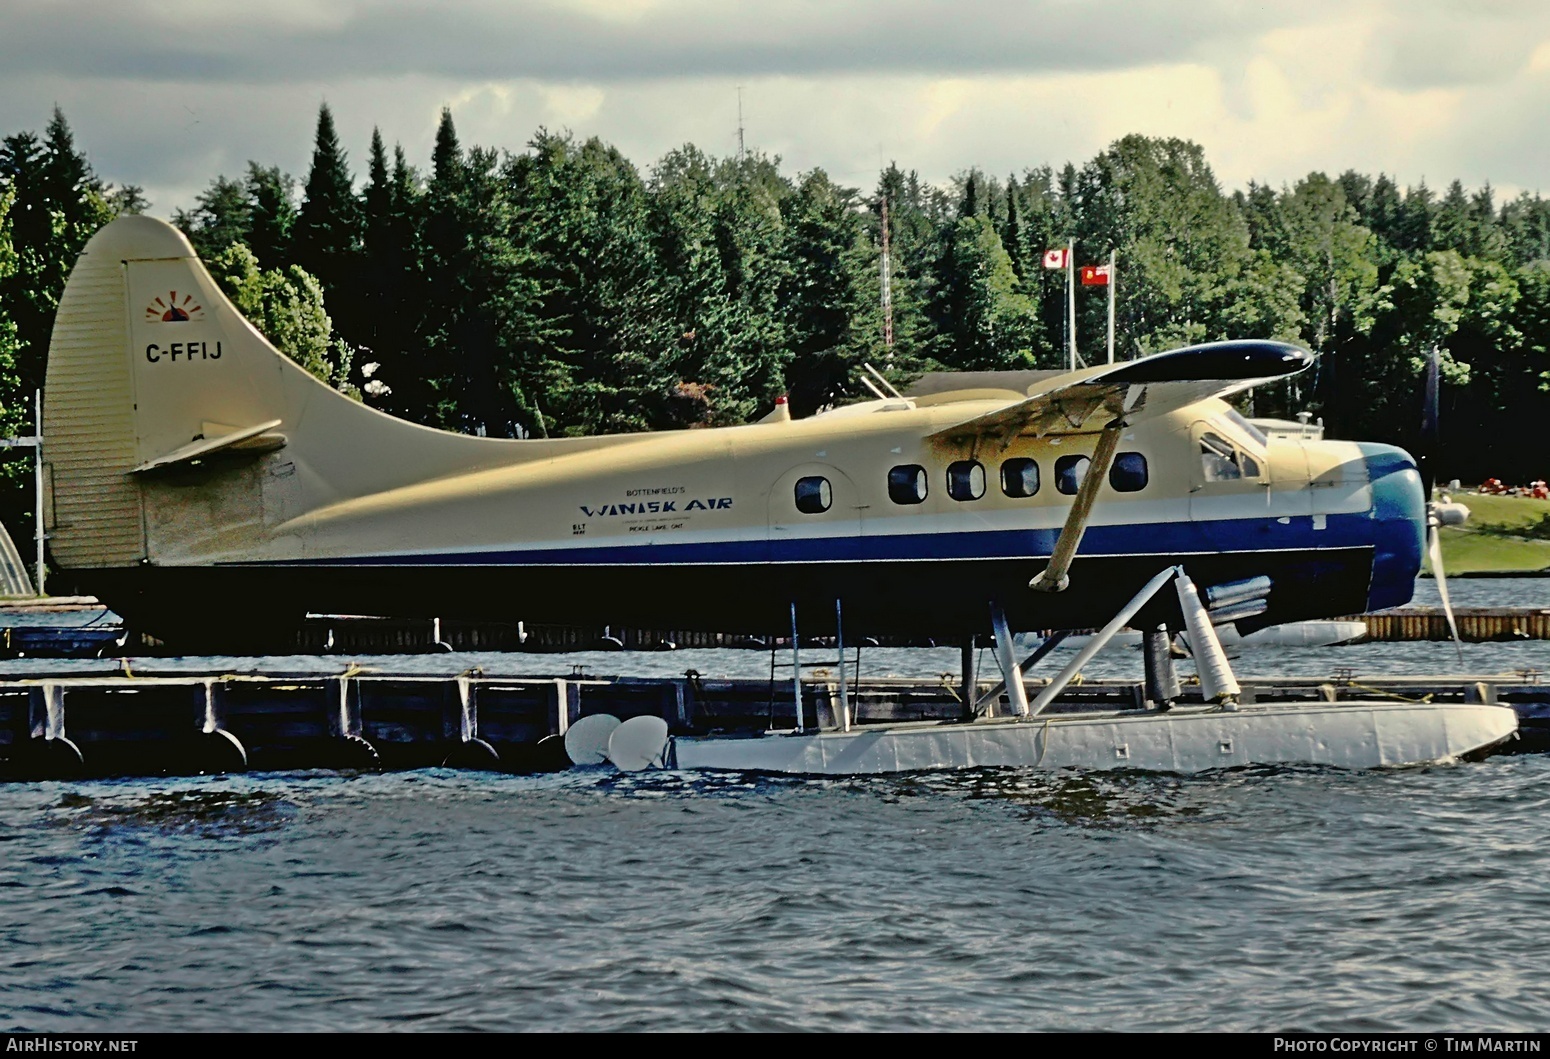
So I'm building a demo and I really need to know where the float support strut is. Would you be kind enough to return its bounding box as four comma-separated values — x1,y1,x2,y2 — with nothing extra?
790,601,805,733
835,598,851,732
989,601,1030,717
1142,624,1180,710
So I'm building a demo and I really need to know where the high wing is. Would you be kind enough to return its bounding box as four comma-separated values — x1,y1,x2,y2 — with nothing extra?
928,340,1315,445
922,340,1317,594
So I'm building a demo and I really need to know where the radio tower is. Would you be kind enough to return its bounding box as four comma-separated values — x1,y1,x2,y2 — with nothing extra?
736,87,745,162
880,196,894,352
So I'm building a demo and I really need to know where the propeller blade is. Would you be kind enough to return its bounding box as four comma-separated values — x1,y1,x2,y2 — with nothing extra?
1420,344,1441,500
1427,523,1464,667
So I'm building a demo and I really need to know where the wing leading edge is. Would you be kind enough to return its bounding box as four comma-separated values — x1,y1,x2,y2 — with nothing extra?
927,340,1315,445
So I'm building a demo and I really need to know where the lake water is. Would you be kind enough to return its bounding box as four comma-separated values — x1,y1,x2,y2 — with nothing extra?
1,578,1548,1032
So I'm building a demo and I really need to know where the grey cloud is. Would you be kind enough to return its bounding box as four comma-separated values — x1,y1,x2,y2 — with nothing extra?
1369,4,1550,90
0,0,1312,85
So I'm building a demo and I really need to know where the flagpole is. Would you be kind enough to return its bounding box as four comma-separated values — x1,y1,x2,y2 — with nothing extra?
1067,238,1077,371
1106,248,1116,364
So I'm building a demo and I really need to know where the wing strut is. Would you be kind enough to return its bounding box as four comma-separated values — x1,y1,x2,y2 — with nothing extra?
1029,422,1124,593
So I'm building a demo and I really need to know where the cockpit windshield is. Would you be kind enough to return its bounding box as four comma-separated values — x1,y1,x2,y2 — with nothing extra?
1223,408,1268,447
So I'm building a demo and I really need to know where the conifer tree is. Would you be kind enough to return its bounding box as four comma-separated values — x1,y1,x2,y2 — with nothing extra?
245,163,296,270
1002,173,1025,280
0,188,27,572
294,103,360,307
871,164,939,369
174,175,249,259
355,128,396,405
0,109,112,399
0,189,24,442
782,169,879,416
363,128,390,237
415,108,473,427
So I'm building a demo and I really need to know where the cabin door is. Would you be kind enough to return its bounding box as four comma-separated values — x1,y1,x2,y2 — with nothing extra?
768,463,864,563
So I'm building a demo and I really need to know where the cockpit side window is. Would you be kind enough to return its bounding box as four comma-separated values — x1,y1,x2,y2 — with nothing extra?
1199,431,1260,482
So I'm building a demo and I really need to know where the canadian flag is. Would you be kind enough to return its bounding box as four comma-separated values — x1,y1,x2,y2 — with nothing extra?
1080,264,1111,286
1042,248,1069,269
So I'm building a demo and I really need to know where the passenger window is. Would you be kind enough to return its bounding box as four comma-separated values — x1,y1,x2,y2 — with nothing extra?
888,464,928,505
794,476,831,514
1055,454,1090,495
1109,452,1148,492
946,460,985,502
1200,432,1258,482
1001,457,1040,498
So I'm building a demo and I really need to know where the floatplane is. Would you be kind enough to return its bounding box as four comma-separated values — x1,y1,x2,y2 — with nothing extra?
38,216,1512,775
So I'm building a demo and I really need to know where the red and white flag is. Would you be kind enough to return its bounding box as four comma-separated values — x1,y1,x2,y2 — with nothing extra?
1042,248,1069,269
1080,264,1111,286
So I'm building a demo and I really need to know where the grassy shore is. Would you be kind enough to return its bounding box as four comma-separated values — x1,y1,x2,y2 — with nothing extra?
1429,492,1550,575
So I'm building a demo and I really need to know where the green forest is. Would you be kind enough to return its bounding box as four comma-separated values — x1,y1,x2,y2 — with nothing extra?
2,104,1550,572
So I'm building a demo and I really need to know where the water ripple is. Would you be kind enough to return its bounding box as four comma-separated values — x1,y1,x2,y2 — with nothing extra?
0,755,1546,1030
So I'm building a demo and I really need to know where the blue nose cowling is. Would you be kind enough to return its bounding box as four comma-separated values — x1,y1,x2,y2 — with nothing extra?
1359,443,1426,612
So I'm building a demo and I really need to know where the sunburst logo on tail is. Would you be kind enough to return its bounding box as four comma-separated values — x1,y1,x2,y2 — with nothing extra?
145,291,204,322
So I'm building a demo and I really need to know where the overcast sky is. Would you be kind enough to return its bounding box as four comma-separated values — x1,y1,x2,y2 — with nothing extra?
4,0,1549,213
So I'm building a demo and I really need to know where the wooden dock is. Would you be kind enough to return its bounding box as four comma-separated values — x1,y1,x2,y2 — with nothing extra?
2,667,1546,780
3,596,1546,658
1343,606,1550,642
0,589,1544,662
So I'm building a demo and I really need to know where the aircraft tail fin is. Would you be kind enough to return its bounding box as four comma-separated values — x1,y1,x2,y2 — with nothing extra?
42,216,360,571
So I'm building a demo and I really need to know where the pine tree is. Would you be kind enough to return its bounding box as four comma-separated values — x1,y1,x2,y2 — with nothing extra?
1002,173,1025,280
505,131,706,434
245,163,296,270
0,189,23,439
871,164,938,369
781,169,879,417
173,175,249,259
0,110,112,399
416,108,474,428
962,171,979,219
355,143,424,418
928,212,1039,373
1396,182,1435,254
293,103,360,307
0,187,27,577
1500,192,1550,267
363,128,390,236
431,107,464,193
1433,180,1474,257
0,110,114,572
40,107,98,228
355,128,395,404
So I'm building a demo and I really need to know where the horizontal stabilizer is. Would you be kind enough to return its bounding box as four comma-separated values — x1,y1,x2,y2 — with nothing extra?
928,340,1314,444
131,419,285,474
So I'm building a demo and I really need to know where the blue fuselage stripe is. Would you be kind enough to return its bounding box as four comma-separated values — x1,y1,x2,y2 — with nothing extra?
267,512,1386,568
